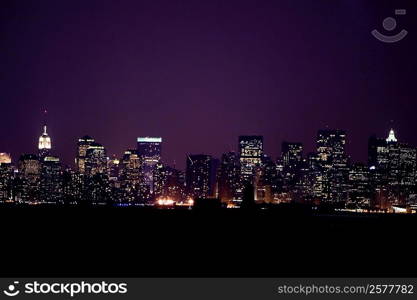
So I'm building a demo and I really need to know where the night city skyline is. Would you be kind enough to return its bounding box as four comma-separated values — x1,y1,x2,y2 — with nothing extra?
1,1,417,211
1,118,417,212
3,0,417,284
1,117,414,170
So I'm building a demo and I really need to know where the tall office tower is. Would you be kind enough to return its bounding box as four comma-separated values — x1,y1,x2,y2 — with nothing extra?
18,154,40,176
153,162,166,199
119,149,141,203
239,136,263,183
368,135,389,178
75,135,96,174
217,151,241,204
368,129,416,207
305,152,322,200
316,129,349,202
186,154,212,199
40,156,63,204
348,163,371,206
397,145,416,191
291,157,315,203
281,142,303,170
162,166,186,202
384,129,400,185
281,142,303,190
368,133,392,208
84,142,107,176
0,154,13,202
317,129,347,168
152,163,184,201
137,137,162,194
210,158,220,198
62,168,83,204
79,141,110,205
17,154,40,203
107,156,120,183
385,130,416,204
84,173,111,205
254,155,276,203
38,124,52,159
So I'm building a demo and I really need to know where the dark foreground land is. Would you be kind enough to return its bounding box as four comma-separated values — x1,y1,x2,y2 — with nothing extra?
1,205,416,277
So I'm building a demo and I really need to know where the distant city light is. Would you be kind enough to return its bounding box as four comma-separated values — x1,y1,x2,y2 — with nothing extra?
137,137,162,143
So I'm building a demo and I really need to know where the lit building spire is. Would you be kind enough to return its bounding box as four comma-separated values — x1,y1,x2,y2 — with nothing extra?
386,128,397,143
38,109,52,157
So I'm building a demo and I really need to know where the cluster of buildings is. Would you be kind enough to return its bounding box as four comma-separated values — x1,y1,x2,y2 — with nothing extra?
1,121,417,212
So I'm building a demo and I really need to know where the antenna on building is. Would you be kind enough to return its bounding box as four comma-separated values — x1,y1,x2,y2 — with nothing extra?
43,108,48,134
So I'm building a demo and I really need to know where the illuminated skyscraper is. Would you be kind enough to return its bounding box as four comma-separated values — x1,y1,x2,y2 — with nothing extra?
119,149,141,203
137,137,162,194
160,166,185,202
40,156,63,204
368,135,389,172
62,168,83,204
217,151,241,204
38,110,52,159
75,135,96,174
186,154,212,199
85,143,107,176
0,155,13,202
281,142,303,188
282,142,303,170
348,163,371,206
254,155,276,204
239,136,263,182
17,154,40,203
38,125,52,159
316,129,349,202
18,154,40,178
386,128,398,143
368,128,416,207
317,129,347,168
397,144,416,190
107,156,120,183
75,139,110,205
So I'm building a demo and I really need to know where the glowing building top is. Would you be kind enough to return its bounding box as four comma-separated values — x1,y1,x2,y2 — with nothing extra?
38,125,52,150
386,128,397,143
38,110,52,157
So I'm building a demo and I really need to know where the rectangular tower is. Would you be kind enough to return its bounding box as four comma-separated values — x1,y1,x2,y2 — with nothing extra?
137,137,162,194
239,136,263,182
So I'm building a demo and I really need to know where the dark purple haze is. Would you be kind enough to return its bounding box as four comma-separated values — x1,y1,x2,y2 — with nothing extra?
1,0,416,169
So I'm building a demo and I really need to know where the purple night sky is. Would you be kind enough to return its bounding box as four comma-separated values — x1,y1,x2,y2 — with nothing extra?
1,0,416,169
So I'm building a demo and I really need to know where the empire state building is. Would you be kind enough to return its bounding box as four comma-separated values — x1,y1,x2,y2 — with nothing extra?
38,124,52,158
